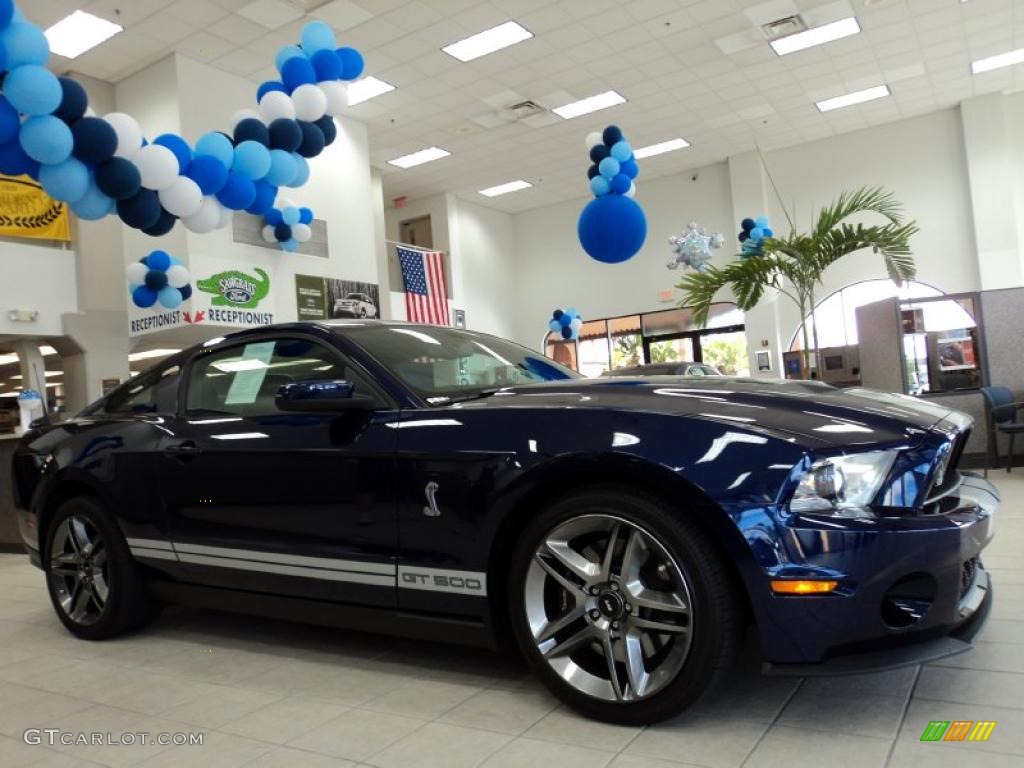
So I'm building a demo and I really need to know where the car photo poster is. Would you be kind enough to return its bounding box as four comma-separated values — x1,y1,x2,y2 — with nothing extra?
294,274,380,320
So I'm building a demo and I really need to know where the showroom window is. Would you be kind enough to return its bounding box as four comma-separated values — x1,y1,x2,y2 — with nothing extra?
898,293,985,395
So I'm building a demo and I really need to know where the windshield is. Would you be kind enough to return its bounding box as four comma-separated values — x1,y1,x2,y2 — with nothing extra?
341,324,580,402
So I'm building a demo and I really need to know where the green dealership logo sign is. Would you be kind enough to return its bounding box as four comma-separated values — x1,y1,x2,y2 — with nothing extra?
198,268,270,309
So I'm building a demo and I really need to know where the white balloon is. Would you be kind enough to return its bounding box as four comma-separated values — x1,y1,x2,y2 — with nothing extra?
157,176,203,217
291,84,327,122
585,131,602,150
292,222,312,243
135,145,180,191
182,197,221,234
259,91,295,122
320,81,348,116
217,203,234,229
232,108,261,126
261,225,277,243
125,261,147,284
104,113,143,160
165,264,191,289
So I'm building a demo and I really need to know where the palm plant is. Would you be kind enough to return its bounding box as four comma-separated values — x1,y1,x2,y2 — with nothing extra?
677,186,919,377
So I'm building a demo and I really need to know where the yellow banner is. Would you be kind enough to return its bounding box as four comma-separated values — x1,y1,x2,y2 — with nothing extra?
0,175,71,242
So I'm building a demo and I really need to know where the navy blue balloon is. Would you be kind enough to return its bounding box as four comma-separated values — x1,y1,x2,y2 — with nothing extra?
179,284,192,301
620,158,638,179
274,223,292,242
154,134,193,173
589,144,609,163
144,268,168,291
298,207,313,225
561,326,573,340
602,125,623,146
143,210,177,236
281,57,316,92
296,121,325,158
0,140,38,177
265,208,283,226
71,117,118,164
257,80,287,101
216,171,257,210
586,164,599,180
313,115,337,146
336,47,364,80
95,157,142,200
577,194,647,264
738,231,749,242
117,189,162,230
0,96,18,146
741,217,755,231
311,49,342,81
53,77,88,124
268,118,302,152
245,179,277,215
233,118,270,147
186,155,229,195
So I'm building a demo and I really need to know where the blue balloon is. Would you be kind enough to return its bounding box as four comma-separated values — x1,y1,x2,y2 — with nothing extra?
610,141,632,162
245,180,277,215
117,188,162,230
71,118,118,164
70,183,114,220
620,158,639,179
274,222,292,241
561,326,573,340
587,164,599,181
217,171,257,210
257,81,287,101
610,173,631,195
749,227,764,240
268,118,302,152
288,154,310,186
565,307,579,318
179,284,192,301
0,96,18,146
281,206,300,226
296,121,325,158
154,134,193,173
754,216,769,229
763,227,774,238
281,238,299,253
0,0,13,28
602,125,623,147
5,65,62,116
589,144,609,163
0,141,39,177
549,319,561,333
233,118,269,147
336,47,364,80
1,22,49,67
143,210,177,236
589,175,610,197
158,286,183,309
265,149,297,187
132,285,158,309
275,45,304,72
598,156,620,180
578,195,647,264
560,314,573,327
54,77,88,124
185,155,229,195
314,115,337,146
146,250,172,271
95,157,142,200
311,48,342,81
741,217,756,231
38,158,90,203
19,116,73,165
298,207,313,225
194,131,234,166
144,268,168,291
301,21,335,54
265,208,283,226
281,57,317,92
233,140,272,180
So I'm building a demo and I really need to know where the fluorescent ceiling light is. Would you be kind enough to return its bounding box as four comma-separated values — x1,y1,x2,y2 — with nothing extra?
127,348,181,362
442,21,533,62
479,180,532,197
633,138,690,159
816,84,890,112
45,11,123,59
388,147,450,168
971,48,1024,74
770,17,860,56
552,90,626,120
347,76,396,106
10,372,62,380
0,346,58,366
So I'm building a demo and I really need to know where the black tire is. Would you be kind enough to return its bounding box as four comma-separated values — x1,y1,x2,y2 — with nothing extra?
43,497,158,640
508,487,742,725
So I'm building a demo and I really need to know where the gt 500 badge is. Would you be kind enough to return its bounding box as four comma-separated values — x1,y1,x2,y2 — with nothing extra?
398,567,487,596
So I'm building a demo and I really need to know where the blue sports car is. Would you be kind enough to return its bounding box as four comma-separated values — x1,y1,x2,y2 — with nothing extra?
11,321,996,724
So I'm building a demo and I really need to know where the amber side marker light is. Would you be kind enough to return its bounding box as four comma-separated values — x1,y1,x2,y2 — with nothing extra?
771,580,839,595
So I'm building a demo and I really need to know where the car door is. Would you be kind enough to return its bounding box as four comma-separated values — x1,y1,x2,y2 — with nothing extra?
156,333,400,607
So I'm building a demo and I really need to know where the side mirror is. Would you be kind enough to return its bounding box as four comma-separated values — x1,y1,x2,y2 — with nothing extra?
275,379,378,412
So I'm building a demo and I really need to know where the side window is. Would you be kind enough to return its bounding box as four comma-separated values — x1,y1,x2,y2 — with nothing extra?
185,337,375,416
105,365,180,415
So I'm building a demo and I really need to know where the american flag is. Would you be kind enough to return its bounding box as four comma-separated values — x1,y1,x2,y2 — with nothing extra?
397,246,450,325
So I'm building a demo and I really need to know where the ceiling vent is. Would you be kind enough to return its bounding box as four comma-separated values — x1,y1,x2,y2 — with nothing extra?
505,100,546,120
760,14,808,42
471,99,549,129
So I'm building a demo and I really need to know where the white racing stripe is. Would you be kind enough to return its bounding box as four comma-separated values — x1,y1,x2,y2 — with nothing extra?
173,542,395,576
125,537,175,551
128,547,178,562
176,553,395,586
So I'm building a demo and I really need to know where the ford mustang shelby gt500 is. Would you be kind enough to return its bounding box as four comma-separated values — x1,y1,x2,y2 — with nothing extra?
12,321,996,723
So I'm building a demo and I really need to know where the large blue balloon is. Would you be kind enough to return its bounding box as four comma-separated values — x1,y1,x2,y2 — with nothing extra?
311,49,342,81
233,141,272,180
217,171,257,210
281,57,316,92
95,157,142,200
577,195,647,264
268,118,302,152
39,158,91,203
71,118,118,164
336,47,364,80
5,65,62,116
301,21,335,54
257,81,286,101
194,131,234,166
117,189,162,230
54,77,88,124
143,210,177,236
70,183,114,220
275,45,304,72
0,140,38,177
288,154,310,187
19,116,73,165
296,121,325,158
1,22,49,67
154,134,193,173
185,155,229,195
132,285,158,309
233,118,270,147
265,149,297,187
245,180,277,215
0,96,18,146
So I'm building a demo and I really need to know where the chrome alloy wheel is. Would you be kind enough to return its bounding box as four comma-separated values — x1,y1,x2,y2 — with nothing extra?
48,515,109,626
524,514,694,702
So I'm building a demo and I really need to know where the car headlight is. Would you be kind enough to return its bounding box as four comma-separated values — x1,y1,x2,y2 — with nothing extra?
789,450,898,517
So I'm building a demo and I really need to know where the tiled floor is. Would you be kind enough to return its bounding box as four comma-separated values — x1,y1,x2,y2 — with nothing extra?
0,474,1021,768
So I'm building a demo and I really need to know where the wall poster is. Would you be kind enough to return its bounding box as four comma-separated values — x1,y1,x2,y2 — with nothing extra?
294,274,380,320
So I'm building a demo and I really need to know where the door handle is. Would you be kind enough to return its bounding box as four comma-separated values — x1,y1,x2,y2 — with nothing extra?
163,440,200,459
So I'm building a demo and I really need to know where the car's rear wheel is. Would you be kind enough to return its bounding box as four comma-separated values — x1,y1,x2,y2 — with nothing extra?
508,488,741,724
44,497,157,640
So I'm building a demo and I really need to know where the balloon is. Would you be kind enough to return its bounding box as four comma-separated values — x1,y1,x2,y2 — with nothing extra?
598,156,620,180
311,48,342,81
314,115,337,146
560,314,573,327
245,179,276,215
117,188,162,230
549,319,561,333
589,176,610,196
578,195,647,264
194,131,234,166
292,83,327,121
589,144,609,163
146,250,171,271
261,224,277,243
0,0,12,28
185,155,229,195
281,56,316,92
158,176,203,217
560,326,573,340
257,81,286,101
144,268,168,291
132,285,158,308
233,118,270,147
298,207,313,224
281,238,299,253
53,77,88,124
287,154,309,186
259,90,296,122
763,228,774,238
620,158,638,179
216,171,256,210
1,22,49,67
336,47,364,80
71,118,118,164
281,206,300,226
158,286,183,309
274,223,292,241
268,118,302,151
265,149,297,187
38,158,90,202
105,113,144,160
275,44,304,72
164,265,188,290
19,116,73,165
154,134,193,172
610,141,632,162
142,210,176,236
602,125,623,146
182,196,221,233
296,121,325,158
0,97,17,147
95,157,142,200
232,140,272,180
134,145,180,191
0,141,38,177
179,284,192,301
320,81,348,116
71,183,114,220
265,208,283,226
610,173,630,195
301,20,335,54
749,227,764,240
292,222,312,242
126,261,148,285
585,131,603,150
5,64,61,116
741,217,755,231
754,216,769,229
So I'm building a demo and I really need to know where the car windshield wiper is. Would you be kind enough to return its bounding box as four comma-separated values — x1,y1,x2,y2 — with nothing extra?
427,388,501,405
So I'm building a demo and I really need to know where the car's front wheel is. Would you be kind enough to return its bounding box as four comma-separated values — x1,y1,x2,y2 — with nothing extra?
508,488,741,724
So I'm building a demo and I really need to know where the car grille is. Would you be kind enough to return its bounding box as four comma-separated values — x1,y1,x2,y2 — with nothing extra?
961,557,978,599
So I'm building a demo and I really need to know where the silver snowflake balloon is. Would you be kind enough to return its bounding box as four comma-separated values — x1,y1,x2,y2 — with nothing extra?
667,221,724,272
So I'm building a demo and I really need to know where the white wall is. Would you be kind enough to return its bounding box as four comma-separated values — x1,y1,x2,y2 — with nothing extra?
0,243,78,337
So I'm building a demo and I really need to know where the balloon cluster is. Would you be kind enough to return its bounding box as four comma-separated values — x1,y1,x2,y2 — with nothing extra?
668,221,724,272
0,2,361,238
126,250,192,309
739,216,773,258
577,125,647,264
261,202,313,252
548,307,583,341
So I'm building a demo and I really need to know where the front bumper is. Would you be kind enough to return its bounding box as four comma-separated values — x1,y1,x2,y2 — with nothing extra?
754,472,997,669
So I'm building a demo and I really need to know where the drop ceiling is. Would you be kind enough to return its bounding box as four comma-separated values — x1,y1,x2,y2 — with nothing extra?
23,0,1024,214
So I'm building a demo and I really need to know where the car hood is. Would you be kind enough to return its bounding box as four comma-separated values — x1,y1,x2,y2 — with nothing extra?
457,377,959,448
